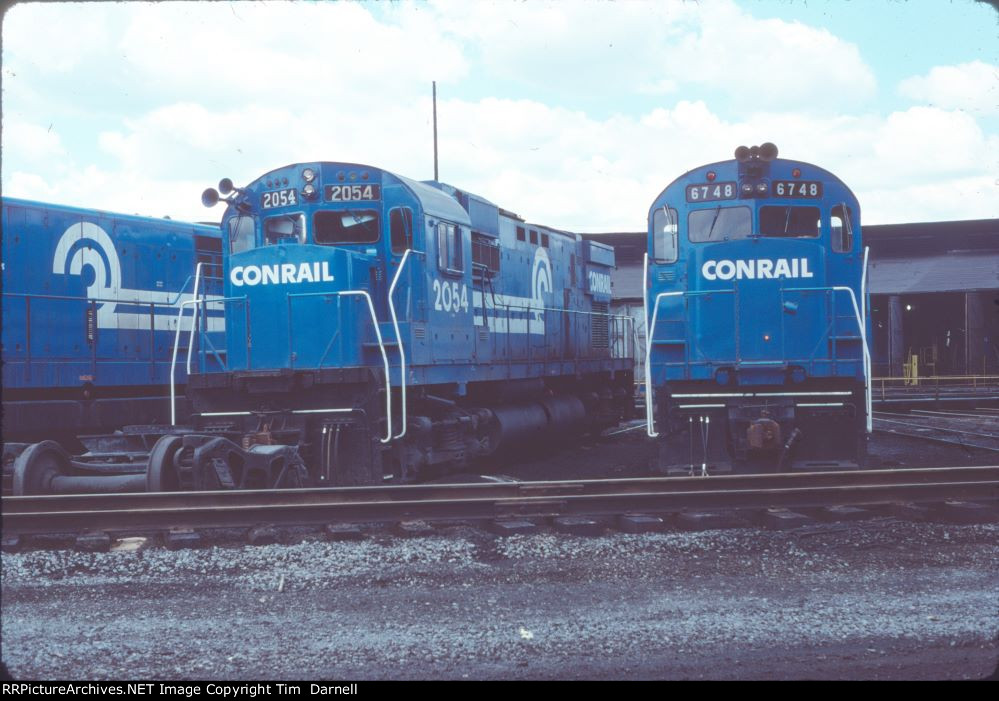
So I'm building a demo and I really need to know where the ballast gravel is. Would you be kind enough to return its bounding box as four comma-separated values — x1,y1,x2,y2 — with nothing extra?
2,519,997,680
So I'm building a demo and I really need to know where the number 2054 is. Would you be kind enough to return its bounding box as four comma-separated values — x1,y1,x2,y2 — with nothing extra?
433,279,469,313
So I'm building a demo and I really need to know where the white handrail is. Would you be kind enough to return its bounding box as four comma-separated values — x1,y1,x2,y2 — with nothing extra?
861,246,872,427
185,262,203,374
831,285,873,433
168,262,204,426
337,290,393,443
644,287,684,438
643,253,651,436
388,249,413,439
169,297,200,426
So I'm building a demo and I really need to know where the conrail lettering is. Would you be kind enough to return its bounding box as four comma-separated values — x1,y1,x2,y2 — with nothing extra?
230,262,335,287
701,258,813,281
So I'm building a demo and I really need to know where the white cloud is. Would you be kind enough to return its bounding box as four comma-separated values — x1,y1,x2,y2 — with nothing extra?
432,0,876,113
1,1,993,229
113,2,467,105
1,3,115,73
871,107,994,179
898,61,999,115
1,119,67,163
862,176,999,225
664,2,877,111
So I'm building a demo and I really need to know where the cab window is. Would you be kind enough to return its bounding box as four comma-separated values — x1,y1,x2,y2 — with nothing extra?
688,206,751,242
390,207,413,254
652,206,678,262
437,222,462,272
831,204,854,252
227,215,255,254
759,206,820,238
314,210,380,245
265,213,305,245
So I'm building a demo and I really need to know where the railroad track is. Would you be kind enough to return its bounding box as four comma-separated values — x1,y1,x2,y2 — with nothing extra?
873,409,999,452
3,466,997,537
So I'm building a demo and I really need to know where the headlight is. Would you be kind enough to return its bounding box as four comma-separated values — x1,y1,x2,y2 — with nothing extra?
303,183,316,197
302,168,316,183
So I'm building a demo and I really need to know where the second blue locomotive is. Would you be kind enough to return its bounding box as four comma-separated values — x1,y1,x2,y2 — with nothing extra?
645,144,871,474
143,162,635,489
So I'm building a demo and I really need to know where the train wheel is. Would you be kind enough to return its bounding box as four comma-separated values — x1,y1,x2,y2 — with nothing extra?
3,443,30,496
146,435,184,492
12,441,71,496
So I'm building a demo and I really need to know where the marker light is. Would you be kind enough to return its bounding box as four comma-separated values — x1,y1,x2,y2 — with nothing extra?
706,171,717,182
792,168,802,178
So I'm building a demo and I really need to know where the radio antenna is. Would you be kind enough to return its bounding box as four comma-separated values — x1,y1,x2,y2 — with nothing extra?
432,81,439,182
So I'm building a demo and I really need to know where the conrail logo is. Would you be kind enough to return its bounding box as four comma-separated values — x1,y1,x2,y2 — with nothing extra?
230,262,335,287
702,257,814,281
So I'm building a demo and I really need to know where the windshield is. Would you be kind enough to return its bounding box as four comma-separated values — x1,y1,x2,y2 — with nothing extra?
313,209,380,245
688,206,751,242
228,215,255,254
265,213,305,245
759,206,820,238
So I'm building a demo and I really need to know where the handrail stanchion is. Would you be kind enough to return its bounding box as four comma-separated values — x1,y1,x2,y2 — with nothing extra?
388,250,418,439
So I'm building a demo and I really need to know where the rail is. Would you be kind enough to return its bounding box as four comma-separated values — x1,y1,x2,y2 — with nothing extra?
2,466,995,536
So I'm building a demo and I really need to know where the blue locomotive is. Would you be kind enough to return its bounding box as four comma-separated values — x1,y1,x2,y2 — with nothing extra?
137,162,634,490
644,144,871,474
2,198,224,490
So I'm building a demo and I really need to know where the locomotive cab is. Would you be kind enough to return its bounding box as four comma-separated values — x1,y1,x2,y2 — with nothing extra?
152,163,473,489
645,144,871,474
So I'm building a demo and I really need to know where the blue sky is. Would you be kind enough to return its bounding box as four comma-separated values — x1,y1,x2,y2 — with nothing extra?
2,0,996,231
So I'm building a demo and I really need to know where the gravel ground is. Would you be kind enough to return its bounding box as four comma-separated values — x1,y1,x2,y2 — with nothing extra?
3,519,997,680
3,425,996,680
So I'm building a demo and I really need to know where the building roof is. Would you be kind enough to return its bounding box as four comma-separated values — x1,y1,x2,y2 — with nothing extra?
868,252,999,294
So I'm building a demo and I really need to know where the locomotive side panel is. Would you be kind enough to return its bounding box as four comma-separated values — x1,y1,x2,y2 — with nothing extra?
2,198,223,444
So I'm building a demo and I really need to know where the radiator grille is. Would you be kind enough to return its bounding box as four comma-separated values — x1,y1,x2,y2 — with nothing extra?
591,302,609,349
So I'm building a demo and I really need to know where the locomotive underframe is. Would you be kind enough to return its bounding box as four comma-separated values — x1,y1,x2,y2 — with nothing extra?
135,365,636,489
655,378,867,475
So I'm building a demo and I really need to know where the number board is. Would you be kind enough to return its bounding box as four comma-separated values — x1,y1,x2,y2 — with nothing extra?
261,189,298,209
772,181,823,198
685,182,737,202
325,184,381,202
